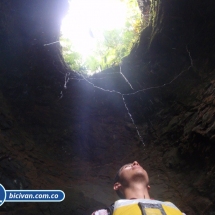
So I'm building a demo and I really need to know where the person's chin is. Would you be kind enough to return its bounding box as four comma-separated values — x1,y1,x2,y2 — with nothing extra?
133,170,145,176
133,166,144,172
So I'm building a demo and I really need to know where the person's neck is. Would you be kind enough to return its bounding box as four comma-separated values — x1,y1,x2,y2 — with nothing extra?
123,182,150,199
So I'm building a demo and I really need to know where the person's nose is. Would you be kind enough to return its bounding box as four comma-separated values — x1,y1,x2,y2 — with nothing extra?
132,161,139,166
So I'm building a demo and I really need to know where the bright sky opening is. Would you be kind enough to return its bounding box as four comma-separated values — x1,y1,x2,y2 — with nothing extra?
60,0,143,75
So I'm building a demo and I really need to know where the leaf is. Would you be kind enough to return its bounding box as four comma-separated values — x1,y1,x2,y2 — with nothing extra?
60,0,145,75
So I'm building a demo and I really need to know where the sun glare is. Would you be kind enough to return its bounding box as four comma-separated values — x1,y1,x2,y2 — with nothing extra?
61,0,126,58
60,0,143,75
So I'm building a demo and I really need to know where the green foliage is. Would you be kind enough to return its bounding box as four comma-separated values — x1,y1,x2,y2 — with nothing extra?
60,0,146,75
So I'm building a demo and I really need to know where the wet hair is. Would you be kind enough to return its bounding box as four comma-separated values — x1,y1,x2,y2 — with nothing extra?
113,165,128,199
114,170,120,184
114,163,132,183
114,164,126,183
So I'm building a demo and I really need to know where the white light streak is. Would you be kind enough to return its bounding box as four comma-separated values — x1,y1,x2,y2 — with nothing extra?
122,95,144,145
44,41,60,46
119,65,134,90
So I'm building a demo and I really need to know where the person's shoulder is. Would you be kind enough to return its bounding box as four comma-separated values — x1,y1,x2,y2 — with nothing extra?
91,209,109,215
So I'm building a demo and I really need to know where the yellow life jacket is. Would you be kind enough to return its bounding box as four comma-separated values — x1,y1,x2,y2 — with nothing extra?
113,199,183,215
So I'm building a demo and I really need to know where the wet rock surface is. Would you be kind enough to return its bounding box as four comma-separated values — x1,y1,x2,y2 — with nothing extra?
0,0,215,214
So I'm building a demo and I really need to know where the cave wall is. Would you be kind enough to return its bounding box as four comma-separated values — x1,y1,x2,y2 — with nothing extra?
0,0,215,214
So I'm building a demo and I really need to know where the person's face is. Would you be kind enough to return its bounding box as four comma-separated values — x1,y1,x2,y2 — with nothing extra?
116,161,149,186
